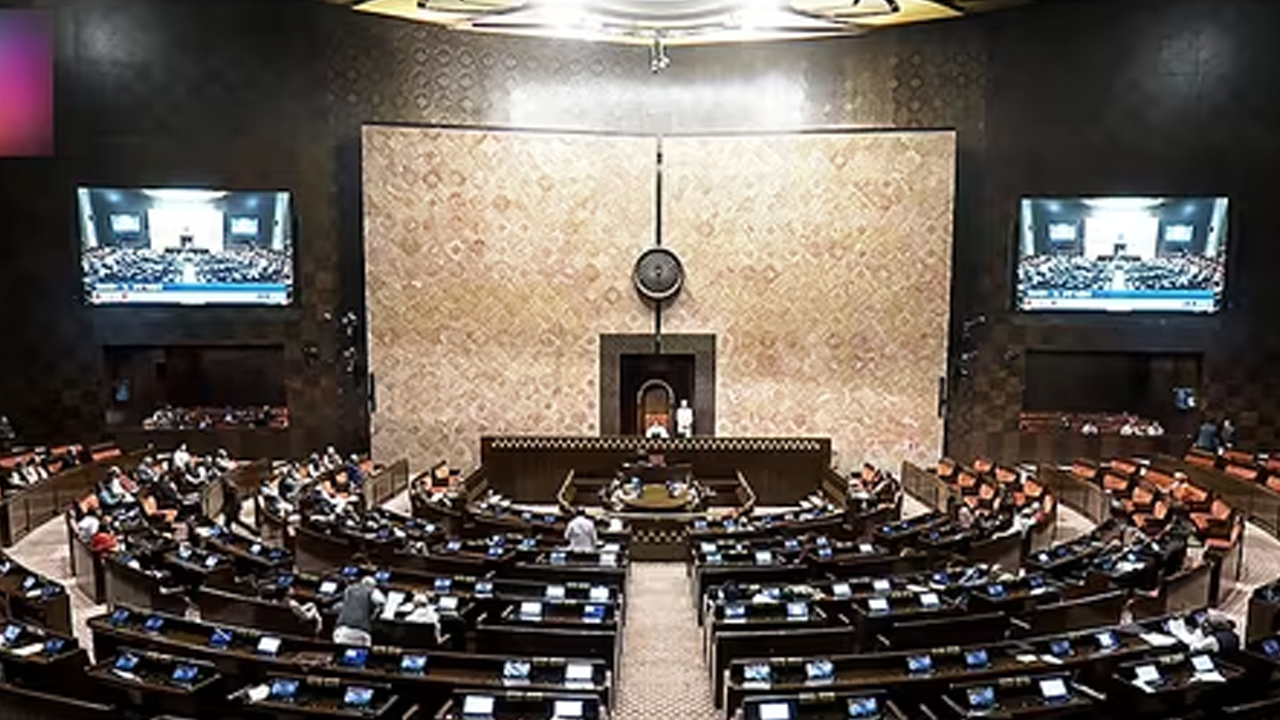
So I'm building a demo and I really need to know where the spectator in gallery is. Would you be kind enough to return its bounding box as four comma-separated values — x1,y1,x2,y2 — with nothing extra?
90,518,120,556
332,575,386,647
1194,419,1221,452
565,507,599,552
1220,418,1237,450
97,468,133,510
676,399,694,438
1080,420,1100,436
1119,416,1138,436
171,443,192,470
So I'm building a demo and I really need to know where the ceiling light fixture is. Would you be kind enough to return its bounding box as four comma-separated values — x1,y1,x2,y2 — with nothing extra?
357,0,957,48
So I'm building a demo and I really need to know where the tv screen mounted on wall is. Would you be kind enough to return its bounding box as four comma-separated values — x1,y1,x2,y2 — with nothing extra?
1016,196,1228,313
78,187,294,306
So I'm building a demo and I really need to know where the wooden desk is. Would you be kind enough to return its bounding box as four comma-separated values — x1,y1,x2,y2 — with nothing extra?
234,674,399,720
0,681,118,720
722,623,1162,717
90,606,615,714
0,449,148,547
480,436,831,505
0,552,73,634
87,649,223,719
434,690,606,719
942,673,1096,719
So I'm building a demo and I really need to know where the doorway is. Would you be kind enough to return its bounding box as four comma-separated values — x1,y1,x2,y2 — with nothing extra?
620,354,694,436
599,334,716,437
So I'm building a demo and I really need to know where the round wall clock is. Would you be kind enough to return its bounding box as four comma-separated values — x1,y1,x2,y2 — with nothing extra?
632,247,684,303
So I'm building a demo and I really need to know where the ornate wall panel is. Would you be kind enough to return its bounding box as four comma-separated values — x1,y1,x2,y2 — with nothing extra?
363,127,654,469
365,127,953,472
662,132,955,471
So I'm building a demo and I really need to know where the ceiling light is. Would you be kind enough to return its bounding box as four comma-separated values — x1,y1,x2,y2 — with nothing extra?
356,0,957,47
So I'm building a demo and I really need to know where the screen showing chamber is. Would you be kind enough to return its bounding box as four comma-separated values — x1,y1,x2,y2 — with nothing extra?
1016,197,1228,313
79,188,293,306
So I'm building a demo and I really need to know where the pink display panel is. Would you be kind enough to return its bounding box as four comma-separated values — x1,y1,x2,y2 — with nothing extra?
0,10,52,157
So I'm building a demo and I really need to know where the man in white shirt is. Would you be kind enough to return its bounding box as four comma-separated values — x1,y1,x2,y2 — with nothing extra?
565,508,599,552
171,444,191,470
675,400,694,438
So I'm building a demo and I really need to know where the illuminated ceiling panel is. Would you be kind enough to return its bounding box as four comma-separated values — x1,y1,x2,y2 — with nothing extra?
349,0,1000,45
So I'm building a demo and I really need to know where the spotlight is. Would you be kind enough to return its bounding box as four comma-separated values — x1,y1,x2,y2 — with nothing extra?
649,37,671,73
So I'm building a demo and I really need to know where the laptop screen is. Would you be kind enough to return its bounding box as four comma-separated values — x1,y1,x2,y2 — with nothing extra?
552,700,584,718
848,696,879,718
343,686,374,707
1039,678,1069,701
906,654,932,674
968,686,996,709
757,702,791,720
503,660,531,680
462,695,495,716
269,678,299,700
171,664,198,683
339,647,369,668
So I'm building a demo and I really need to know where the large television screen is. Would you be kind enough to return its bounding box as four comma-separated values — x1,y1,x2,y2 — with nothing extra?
1016,197,1228,313
79,187,293,305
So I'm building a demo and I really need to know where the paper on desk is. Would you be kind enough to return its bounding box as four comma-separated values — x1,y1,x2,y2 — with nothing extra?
1139,632,1179,647
9,643,42,657
1015,654,1040,664
382,591,406,619
247,684,270,703
1039,655,1064,665
1134,681,1157,694
905,584,929,594
1194,670,1227,684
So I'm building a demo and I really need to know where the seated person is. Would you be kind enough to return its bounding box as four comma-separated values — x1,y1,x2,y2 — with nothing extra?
137,487,178,525
171,443,192,470
97,469,134,509
74,501,102,541
90,518,120,556
214,448,238,473
402,592,444,644
344,455,367,488
261,580,323,635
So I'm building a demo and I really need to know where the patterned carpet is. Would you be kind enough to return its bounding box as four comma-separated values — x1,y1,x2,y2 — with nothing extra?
614,562,720,720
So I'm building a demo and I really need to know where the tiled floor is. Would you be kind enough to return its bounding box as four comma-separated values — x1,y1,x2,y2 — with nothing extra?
613,562,719,720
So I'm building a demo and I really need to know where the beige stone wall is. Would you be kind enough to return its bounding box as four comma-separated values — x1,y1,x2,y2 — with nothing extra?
364,126,953,473
662,133,955,470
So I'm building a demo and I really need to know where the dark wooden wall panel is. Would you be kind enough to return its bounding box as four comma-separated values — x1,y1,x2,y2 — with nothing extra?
1,0,1278,467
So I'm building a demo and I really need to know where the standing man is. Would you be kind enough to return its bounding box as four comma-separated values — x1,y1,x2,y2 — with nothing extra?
332,576,385,647
676,399,694,438
565,507,599,552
